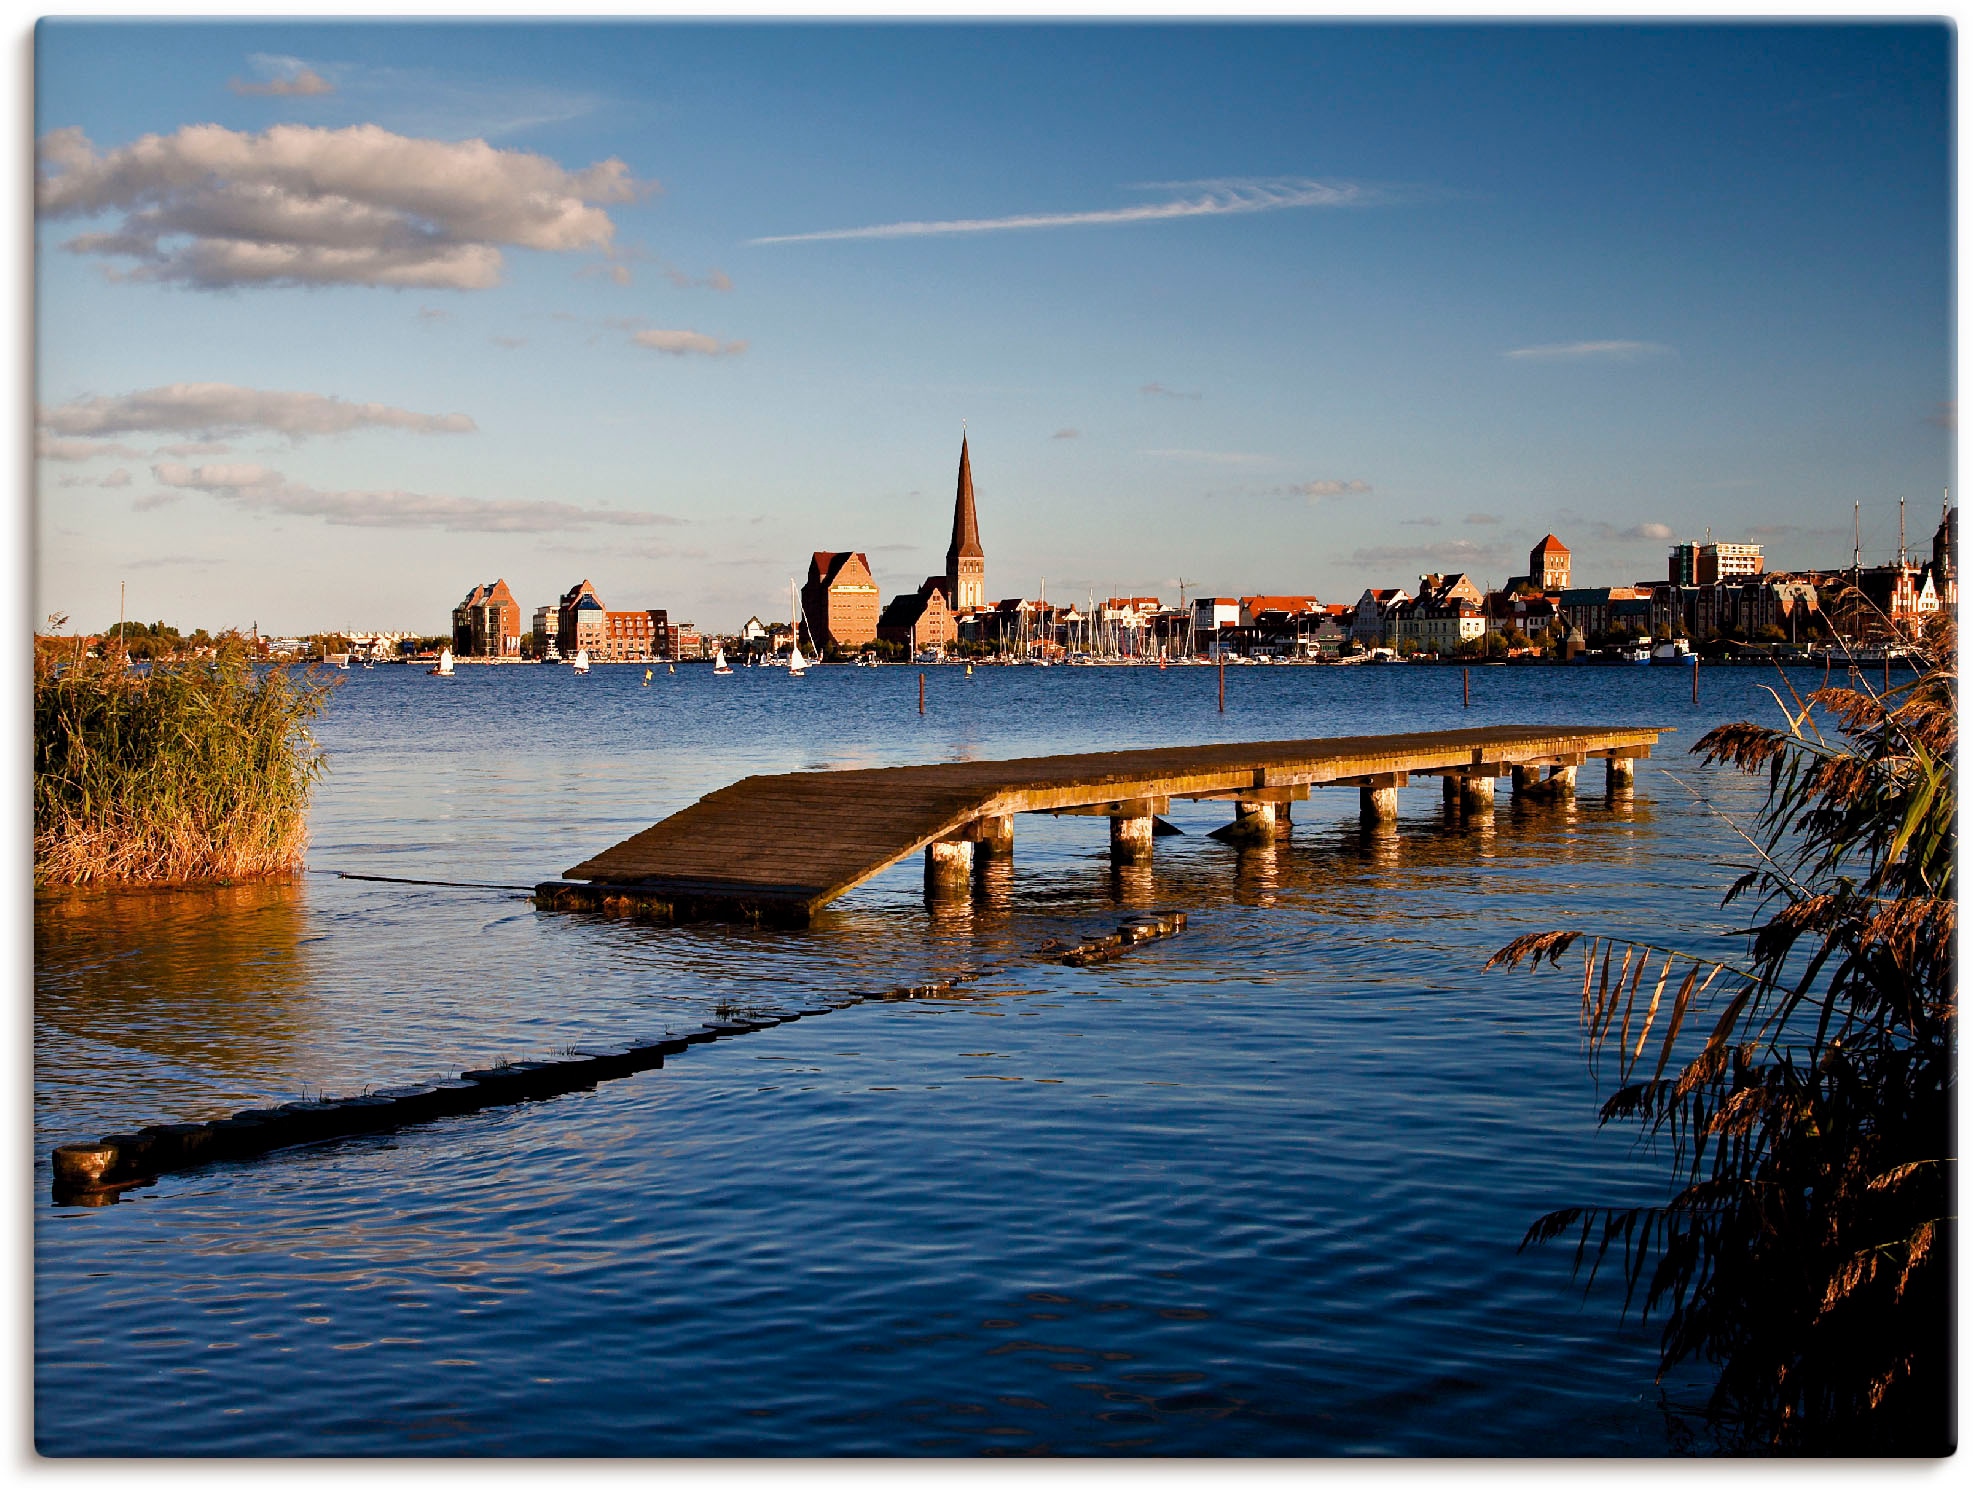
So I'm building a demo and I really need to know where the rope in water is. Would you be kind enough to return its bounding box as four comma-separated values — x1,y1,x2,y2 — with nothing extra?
335,871,538,892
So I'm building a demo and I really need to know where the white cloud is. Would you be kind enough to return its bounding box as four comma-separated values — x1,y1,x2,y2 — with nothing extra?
152,461,679,533
42,383,475,439
1293,479,1372,499
157,440,232,457
35,432,147,461
630,328,746,358
230,57,335,98
1465,512,1502,526
752,176,1365,245
132,492,184,512
1051,428,1080,440
1140,382,1201,400
663,265,733,292
1502,340,1674,362
1621,521,1677,540
36,122,637,290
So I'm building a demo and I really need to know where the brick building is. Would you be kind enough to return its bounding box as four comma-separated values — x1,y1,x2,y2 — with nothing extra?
452,579,522,657
802,551,881,653
1529,534,1572,591
877,580,955,654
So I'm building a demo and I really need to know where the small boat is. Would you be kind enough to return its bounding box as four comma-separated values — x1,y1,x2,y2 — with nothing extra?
1653,638,1694,664
855,652,879,667
427,648,454,677
964,662,972,676
571,648,591,675
643,668,653,686
786,581,812,675
713,646,733,675
1624,640,1652,665
668,664,675,674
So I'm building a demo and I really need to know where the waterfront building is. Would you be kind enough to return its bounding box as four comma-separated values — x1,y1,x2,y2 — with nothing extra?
530,605,556,655
1350,587,1412,649
877,580,955,655
1557,586,1652,638
452,579,522,658
1237,595,1321,629
1183,596,1231,639
1697,542,1764,584
1668,542,1699,586
802,552,881,653
1927,503,1957,609
556,580,604,657
1530,534,1572,591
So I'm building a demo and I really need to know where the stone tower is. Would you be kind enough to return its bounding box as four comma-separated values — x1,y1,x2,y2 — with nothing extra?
945,433,985,611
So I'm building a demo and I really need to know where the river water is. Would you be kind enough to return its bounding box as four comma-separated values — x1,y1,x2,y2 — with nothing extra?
34,659,1811,1455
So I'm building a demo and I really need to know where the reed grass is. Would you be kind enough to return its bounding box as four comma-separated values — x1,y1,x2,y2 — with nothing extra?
1490,615,1955,1453
35,638,338,885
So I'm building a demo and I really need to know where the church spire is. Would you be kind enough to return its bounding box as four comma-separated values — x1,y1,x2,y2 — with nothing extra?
948,432,983,562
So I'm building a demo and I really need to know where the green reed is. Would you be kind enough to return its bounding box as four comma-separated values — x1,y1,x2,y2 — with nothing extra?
34,638,339,885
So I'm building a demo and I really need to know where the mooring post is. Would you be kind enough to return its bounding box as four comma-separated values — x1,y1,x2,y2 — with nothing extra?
919,671,926,715
1111,811,1155,864
1459,774,1495,814
1464,668,1470,708
1692,658,1699,705
973,814,1015,861
924,836,973,889
1443,774,1461,807
1606,756,1635,791
1218,654,1225,713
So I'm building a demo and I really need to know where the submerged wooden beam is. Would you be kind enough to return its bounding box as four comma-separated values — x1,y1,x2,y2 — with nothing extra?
545,725,1668,923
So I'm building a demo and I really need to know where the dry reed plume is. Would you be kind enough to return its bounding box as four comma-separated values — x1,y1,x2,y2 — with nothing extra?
35,637,338,885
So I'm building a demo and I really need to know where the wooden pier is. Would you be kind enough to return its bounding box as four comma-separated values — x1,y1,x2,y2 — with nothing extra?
536,724,1666,926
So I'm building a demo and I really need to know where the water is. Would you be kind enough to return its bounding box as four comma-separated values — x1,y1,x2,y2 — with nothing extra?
34,659,1811,1454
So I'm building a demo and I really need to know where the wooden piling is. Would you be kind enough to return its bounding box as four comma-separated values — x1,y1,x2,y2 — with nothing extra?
1464,668,1470,707
919,672,925,715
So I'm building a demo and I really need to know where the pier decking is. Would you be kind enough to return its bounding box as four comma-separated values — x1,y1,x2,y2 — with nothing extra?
537,724,1666,926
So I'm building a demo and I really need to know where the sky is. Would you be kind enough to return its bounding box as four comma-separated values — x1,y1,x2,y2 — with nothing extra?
32,20,1955,636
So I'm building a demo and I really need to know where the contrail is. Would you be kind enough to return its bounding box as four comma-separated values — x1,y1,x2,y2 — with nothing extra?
750,177,1365,245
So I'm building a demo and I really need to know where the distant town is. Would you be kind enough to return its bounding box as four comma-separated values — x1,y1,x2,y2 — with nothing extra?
54,437,1958,668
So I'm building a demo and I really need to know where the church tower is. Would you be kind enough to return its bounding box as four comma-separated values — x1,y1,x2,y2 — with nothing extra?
945,433,986,610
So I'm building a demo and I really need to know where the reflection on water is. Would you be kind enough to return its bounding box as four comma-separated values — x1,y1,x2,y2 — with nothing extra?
37,881,319,1135
36,662,1788,1455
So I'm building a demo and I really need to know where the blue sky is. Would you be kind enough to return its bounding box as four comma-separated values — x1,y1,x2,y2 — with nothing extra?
33,20,1953,635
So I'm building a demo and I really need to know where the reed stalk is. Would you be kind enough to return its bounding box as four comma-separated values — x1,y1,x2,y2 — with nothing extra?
34,637,338,885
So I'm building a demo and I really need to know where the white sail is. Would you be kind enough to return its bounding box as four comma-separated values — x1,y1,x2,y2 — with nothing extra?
571,648,590,674
436,648,454,676
788,644,807,675
713,646,732,674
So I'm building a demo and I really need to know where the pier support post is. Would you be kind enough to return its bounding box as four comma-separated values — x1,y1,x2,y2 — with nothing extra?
925,837,974,889
1606,757,1635,791
1512,764,1543,796
1547,765,1577,795
1460,775,1495,814
1360,785,1399,824
1235,799,1279,838
1111,812,1155,864
973,814,1015,860
1443,775,1461,806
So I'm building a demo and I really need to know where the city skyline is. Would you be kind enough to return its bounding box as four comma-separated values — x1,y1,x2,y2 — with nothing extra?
34,21,1952,633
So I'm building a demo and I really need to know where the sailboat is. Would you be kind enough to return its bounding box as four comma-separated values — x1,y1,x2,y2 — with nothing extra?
786,581,810,675
570,648,591,674
643,667,653,686
713,646,733,675
427,648,454,677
